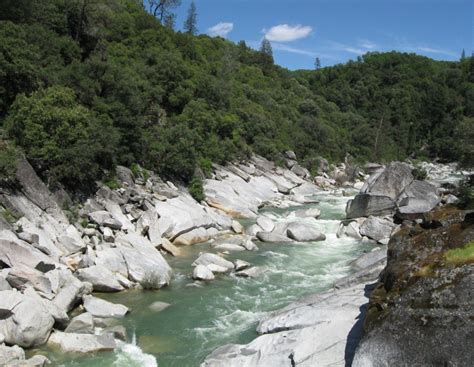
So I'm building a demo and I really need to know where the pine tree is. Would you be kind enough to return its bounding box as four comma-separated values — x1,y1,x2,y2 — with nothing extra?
461,48,466,60
260,38,273,58
314,57,321,70
164,14,175,29
184,1,198,35
259,38,274,73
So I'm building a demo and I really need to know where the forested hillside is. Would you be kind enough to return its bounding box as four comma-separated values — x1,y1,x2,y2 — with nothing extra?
0,0,472,193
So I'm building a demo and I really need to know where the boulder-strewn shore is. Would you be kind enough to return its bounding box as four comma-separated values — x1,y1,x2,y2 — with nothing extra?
0,153,470,366
202,161,472,366
0,152,354,364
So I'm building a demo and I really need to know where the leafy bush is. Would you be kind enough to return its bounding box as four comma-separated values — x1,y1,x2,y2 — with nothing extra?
4,86,118,189
412,167,428,180
0,140,20,183
188,175,205,202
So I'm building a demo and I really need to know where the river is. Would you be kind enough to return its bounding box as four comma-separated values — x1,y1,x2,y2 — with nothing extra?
36,190,376,366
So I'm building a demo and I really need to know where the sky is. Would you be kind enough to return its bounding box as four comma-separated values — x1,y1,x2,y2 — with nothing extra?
162,0,472,70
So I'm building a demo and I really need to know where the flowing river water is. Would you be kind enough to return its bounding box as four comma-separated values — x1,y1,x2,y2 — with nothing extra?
36,190,377,366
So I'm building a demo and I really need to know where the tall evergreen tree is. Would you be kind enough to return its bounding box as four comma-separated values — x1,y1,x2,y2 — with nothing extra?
164,13,175,29
461,48,466,60
184,1,197,35
260,38,273,58
314,57,321,70
259,38,273,73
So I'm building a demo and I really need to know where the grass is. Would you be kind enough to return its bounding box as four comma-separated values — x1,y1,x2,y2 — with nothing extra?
139,270,163,290
0,206,18,224
445,242,474,265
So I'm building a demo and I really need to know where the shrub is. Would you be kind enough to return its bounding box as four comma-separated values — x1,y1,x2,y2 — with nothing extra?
4,86,118,189
412,166,428,180
188,175,205,202
0,140,20,183
139,270,163,290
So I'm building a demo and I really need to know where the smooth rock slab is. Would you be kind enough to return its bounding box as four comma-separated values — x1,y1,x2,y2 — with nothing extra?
256,217,275,232
213,244,245,252
76,265,124,292
192,253,234,271
286,223,326,242
236,266,268,278
359,216,395,242
64,312,94,334
256,232,292,243
83,295,129,318
193,265,215,281
48,331,116,353
0,290,55,348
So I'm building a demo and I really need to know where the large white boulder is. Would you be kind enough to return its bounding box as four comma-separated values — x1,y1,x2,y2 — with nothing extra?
192,265,215,281
192,253,234,271
359,216,396,243
0,290,55,347
83,295,129,318
48,331,116,353
76,265,124,292
286,223,326,242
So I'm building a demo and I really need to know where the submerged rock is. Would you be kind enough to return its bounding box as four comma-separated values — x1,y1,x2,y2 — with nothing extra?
149,302,171,313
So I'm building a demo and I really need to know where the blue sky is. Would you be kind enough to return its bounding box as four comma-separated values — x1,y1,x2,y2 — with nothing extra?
161,0,472,70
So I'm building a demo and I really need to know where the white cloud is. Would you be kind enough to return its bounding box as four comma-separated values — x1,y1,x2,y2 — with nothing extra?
359,39,377,49
263,24,313,42
272,43,317,57
416,46,457,57
343,47,365,55
208,22,234,37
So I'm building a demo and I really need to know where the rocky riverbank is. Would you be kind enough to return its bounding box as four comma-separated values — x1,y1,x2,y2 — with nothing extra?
0,152,358,365
202,161,472,366
0,153,470,366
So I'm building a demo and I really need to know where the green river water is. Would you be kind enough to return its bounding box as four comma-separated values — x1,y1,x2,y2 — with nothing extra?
35,191,376,367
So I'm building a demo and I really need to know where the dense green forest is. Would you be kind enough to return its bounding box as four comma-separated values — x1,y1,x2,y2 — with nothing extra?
0,0,472,192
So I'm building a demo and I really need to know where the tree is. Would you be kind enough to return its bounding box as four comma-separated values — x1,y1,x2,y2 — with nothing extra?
148,0,181,23
259,37,274,72
164,13,176,29
315,57,321,70
260,38,273,58
5,86,118,189
184,1,197,35
461,48,466,60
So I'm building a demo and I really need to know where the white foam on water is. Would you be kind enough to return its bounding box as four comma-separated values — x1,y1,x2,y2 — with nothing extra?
114,334,158,367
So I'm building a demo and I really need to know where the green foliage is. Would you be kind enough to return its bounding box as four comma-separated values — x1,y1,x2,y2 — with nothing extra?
0,139,20,182
0,1,471,193
0,206,18,224
139,270,163,290
458,175,474,210
188,175,204,202
445,241,474,265
104,176,120,190
4,86,118,189
412,166,428,180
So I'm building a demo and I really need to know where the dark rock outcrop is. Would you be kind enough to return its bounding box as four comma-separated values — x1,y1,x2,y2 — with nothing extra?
353,207,474,366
